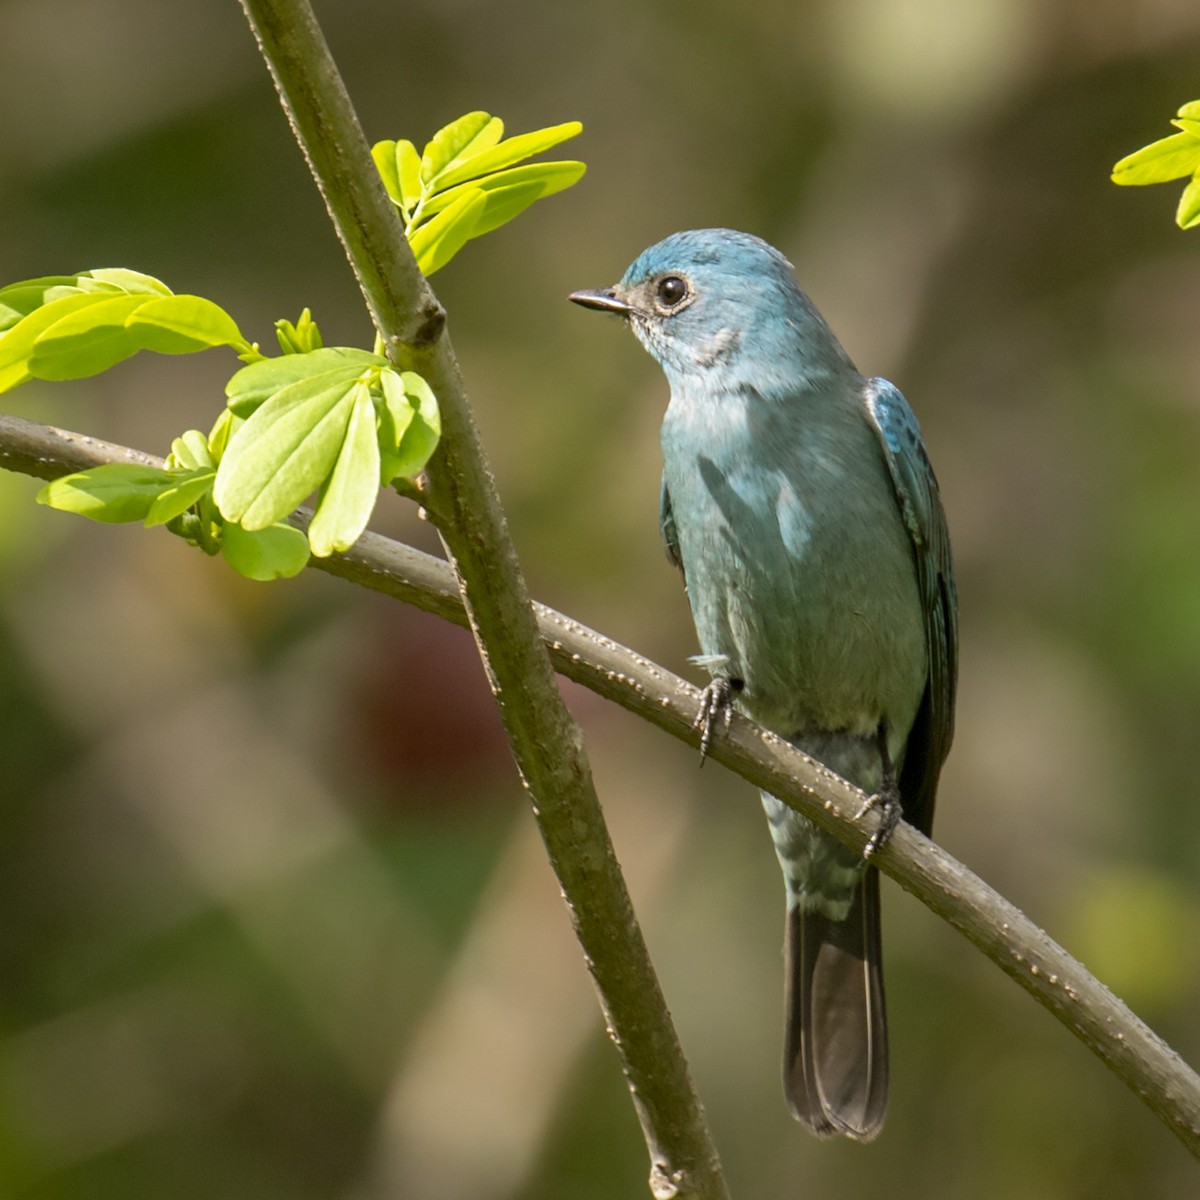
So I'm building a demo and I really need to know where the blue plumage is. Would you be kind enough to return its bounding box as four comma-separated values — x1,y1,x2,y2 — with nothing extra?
571,229,956,1141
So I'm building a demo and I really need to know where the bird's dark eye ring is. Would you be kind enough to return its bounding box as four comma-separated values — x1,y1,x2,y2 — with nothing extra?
656,275,689,308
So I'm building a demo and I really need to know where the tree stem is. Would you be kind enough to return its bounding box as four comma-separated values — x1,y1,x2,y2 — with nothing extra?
234,3,730,1196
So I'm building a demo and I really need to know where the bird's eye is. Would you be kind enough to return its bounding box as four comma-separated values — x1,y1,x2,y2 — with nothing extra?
656,276,689,308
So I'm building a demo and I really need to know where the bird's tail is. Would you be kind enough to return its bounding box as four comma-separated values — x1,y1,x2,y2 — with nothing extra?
784,867,888,1141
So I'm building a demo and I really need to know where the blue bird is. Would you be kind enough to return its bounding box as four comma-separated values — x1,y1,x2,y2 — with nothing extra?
570,229,956,1141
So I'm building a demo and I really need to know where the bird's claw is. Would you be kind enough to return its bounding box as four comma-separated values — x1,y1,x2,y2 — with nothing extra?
857,785,902,860
694,677,741,764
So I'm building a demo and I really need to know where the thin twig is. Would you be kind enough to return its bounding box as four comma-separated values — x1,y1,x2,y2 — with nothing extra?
2,411,1198,1158
234,3,729,1197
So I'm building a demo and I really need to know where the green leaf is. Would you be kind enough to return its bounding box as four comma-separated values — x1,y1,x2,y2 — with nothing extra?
145,469,216,527
373,138,427,215
1176,174,1200,230
380,369,440,482
408,188,489,275
207,407,242,463
127,294,244,354
469,181,549,237
220,520,310,581
0,276,81,331
85,268,172,296
421,112,504,186
36,463,175,523
1112,130,1200,185
168,429,214,471
27,293,148,381
377,369,414,483
373,139,404,205
275,308,323,355
423,162,586,238
422,160,585,216
433,121,582,190
0,292,110,392
70,278,125,295
307,381,380,556
2,286,243,387
1178,100,1200,121
396,139,422,211
213,373,359,530
225,346,383,417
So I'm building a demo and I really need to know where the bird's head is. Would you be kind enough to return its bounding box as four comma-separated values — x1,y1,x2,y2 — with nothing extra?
569,228,854,394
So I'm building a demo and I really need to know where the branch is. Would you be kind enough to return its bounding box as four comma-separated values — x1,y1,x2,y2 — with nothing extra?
235,4,728,1198
2,410,1198,1160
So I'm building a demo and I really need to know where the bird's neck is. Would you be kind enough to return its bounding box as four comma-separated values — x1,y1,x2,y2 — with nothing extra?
655,307,858,402
662,345,856,405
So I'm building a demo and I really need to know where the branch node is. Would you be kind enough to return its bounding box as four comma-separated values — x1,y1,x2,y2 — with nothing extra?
411,300,446,348
649,1162,686,1199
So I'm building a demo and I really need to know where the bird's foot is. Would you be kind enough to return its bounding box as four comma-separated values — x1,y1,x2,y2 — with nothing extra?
694,677,742,764
856,782,902,860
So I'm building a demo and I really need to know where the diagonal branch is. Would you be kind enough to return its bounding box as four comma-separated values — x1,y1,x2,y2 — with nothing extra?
235,3,727,1197
2,411,1198,1158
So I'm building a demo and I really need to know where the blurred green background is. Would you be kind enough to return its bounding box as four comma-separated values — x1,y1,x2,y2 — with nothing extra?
1,1,1199,1197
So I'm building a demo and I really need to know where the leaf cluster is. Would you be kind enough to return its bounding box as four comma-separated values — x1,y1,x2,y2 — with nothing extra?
372,111,584,274
217,347,440,557
1111,100,1200,229
7,289,443,578
0,269,248,390
38,420,311,580
0,111,585,579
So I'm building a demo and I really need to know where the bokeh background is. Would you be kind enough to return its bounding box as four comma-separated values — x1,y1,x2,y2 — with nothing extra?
1,1,1199,1197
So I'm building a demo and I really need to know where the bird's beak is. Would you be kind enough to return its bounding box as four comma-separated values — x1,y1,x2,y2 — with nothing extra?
568,287,632,316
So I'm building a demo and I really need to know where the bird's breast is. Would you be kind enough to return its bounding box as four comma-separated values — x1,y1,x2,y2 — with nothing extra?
661,385,926,741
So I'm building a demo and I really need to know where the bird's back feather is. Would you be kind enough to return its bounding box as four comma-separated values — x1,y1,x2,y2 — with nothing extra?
863,377,957,833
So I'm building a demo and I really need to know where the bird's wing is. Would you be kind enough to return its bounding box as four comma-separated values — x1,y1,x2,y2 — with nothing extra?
864,378,958,834
660,476,683,570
